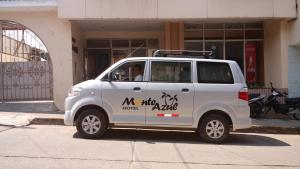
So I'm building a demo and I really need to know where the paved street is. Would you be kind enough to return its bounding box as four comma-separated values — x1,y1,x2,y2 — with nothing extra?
0,125,300,169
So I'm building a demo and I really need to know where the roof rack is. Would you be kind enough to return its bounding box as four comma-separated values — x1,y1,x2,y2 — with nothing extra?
153,49,213,58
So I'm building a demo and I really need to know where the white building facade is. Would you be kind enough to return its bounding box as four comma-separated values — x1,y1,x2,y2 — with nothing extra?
0,0,299,110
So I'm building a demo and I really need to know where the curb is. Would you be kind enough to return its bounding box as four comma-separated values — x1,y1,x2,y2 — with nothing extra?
30,118,300,135
236,126,300,135
31,118,64,125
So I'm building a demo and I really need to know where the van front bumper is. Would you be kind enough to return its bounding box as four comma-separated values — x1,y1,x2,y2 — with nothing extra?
64,110,74,126
64,95,79,126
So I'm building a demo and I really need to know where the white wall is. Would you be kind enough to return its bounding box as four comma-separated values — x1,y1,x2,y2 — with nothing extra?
288,46,300,97
58,0,296,19
0,11,73,110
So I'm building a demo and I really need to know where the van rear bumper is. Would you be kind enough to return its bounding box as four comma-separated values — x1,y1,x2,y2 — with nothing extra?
233,117,252,131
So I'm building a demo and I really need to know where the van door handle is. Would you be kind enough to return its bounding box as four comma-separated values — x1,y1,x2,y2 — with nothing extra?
133,87,141,91
182,88,189,92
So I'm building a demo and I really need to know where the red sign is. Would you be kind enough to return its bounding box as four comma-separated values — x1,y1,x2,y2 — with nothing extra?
245,42,257,83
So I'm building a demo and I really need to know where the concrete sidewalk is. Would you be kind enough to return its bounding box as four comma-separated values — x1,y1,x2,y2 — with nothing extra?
0,112,63,127
238,119,300,134
0,101,63,127
252,118,300,128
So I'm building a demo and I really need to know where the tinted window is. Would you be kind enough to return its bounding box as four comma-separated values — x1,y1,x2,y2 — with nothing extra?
197,62,234,84
151,61,191,83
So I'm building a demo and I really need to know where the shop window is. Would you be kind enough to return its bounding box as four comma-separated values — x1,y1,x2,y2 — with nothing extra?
87,40,110,48
226,41,244,72
255,41,264,84
204,23,224,29
204,30,223,40
185,31,203,40
112,40,129,48
184,22,265,86
131,40,146,48
225,30,243,40
245,30,264,39
185,23,203,30
148,39,159,49
185,41,203,51
205,42,223,59
225,23,243,29
245,23,263,29
130,48,147,57
112,49,129,64
245,41,264,86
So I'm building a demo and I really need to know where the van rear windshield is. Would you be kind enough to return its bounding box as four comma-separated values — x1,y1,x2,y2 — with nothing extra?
197,62,234,84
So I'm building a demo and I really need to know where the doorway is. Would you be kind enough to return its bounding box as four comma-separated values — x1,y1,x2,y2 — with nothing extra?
288,46,300,97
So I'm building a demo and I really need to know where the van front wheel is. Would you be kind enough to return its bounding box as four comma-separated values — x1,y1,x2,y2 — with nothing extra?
76,109,108,139
198,114,229,143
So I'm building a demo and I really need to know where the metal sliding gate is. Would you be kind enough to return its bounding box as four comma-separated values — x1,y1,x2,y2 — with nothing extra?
0,21,53,101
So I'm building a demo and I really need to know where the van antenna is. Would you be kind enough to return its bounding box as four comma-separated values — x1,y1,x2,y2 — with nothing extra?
126,42,145,58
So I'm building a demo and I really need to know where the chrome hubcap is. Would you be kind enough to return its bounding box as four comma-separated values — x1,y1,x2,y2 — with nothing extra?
205,120,225,139
82,115,101,134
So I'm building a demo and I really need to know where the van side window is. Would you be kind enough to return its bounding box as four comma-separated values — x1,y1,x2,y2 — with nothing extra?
110,61,146,82
151,61,191,83
197,62,234,84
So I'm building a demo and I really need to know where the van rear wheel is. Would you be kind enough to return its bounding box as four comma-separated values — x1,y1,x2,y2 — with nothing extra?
198,114,229,143
76,109,108,139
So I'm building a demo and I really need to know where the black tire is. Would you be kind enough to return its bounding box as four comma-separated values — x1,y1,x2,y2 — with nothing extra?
198,114,230,143
293,109,300,120
76,109,108,139
250,103,262,118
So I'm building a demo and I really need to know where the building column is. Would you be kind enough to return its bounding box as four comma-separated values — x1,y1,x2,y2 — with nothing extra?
164,22,184,50
264,21,288,88
0,23,2,61
287,0,300,97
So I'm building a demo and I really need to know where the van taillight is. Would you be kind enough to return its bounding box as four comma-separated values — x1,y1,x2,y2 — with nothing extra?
239,91,249,101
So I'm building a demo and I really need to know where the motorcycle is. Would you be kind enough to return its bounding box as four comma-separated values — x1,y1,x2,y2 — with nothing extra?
249,83,300,120
249,93,265,118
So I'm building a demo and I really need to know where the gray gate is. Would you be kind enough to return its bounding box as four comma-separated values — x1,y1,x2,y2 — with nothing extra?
0,20,53,101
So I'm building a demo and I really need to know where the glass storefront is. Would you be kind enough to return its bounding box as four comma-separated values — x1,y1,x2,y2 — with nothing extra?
87,39,159,63
85,39,159,79
184,23,264,85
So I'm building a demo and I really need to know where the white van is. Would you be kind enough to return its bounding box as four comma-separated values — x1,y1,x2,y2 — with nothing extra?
64,53,251,143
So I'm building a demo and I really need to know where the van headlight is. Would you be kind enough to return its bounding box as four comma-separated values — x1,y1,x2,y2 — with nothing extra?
68,87,81,97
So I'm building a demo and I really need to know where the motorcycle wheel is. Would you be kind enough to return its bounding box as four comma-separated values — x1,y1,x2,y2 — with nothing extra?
293,109,300,120
250,103,262,118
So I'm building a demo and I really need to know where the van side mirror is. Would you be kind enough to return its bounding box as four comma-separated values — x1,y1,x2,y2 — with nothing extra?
107,71,119,82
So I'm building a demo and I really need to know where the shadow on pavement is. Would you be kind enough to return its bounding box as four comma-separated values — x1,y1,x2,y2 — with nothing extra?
73,128,290,146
